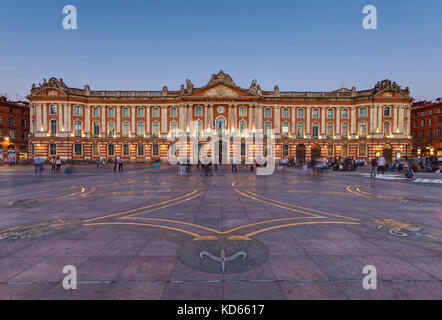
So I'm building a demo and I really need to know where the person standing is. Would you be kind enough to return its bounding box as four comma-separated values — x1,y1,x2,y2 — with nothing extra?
118,157,124,172
370,157,378,179
56,156,62,172
51,157,56,173
96,158,100,168
113,156,118,172
232,158,238,173
378,156,386,174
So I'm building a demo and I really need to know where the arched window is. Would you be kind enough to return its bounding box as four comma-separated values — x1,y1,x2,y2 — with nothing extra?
297,122,304,137
327,122,334,136
312,122,319,137
359,107,368,118
137,122,145,137
93,122,100,136
342,122,349,137
108,122,115,135
137,107,145,117
74,120,82,136
122,121,130,137
282,108,289,118
239,107,247,117
297,108,304,118
282,122,289,136
195,106,203,116
152,121,160,137
50,120,57,134
170,107,177,117
93,107,100,117
358,121,367,136
123,107,130,118
342,108,349,118
327,109,334,118
239,120,247,135
384,121,391,136
195,120,203,135
384,107,391,117
264,108,271,118
74,106,82,116
108,107,115,117
312,108,319,118
152,107,160,118
264,122,272,137
215,117,226,135
170,121,177,135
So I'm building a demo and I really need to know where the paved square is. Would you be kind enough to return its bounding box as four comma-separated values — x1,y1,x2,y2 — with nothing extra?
0,165,441,299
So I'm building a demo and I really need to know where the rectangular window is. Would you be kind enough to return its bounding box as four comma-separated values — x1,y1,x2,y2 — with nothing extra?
74,144,82,156
49,143,57,156
437,128,441,138
138,145,144,156
283,145,289,157
297,108,304,118
195,107,203,116
152,144,159,156
239,107,247,117
428,129,433,138
50,105,57,115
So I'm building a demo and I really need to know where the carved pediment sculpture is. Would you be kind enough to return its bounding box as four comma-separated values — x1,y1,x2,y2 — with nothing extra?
31,77,69,95
162,86,168,96
202,85,240,97
186,79,194,94
207,70,236,87
274,85,280,97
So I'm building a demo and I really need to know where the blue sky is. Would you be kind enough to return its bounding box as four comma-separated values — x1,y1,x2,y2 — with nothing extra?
0,0,441,101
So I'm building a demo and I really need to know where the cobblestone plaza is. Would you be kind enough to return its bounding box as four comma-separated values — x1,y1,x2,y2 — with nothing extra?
0,165,441,299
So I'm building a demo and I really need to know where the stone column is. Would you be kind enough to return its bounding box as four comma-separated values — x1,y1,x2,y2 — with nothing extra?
42,103,47,132
350,107,356,135
145,106,151,135
291,106,296,134
85,104,90,135
36,104,42,133
131,106,136,136
321,107,326,135
274,106,281,134
336,107,341,135
101,106,106,135
257,105,263,130
161,105,168,135
116,106,121,136
306,107,311,134
58,104,63,132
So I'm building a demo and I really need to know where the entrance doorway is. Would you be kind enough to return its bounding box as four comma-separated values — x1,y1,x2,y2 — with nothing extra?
383,144,393,163
296,144,306,163
214,140,228,164
311,144,321,158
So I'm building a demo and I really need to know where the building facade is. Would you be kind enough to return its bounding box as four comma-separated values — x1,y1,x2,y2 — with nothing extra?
27,72,412,163
411,99,442,157
0,97,30,162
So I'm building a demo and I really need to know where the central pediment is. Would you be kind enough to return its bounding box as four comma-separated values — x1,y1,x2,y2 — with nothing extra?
192,83,250,97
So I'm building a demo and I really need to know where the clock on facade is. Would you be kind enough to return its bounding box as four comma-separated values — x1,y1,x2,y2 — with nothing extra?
217,106,225,114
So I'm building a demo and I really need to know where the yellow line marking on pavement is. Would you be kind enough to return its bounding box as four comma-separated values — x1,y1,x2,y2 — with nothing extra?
245,221,361,237
83,222,200,237
235,188,321,218
4,186,92,206
121,191,205,219
83,190,200,223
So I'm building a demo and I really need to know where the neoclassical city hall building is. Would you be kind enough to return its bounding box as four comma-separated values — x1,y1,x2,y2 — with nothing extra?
27,71,413,163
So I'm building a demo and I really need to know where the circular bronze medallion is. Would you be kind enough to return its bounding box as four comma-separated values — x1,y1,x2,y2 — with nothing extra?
178,236,269,274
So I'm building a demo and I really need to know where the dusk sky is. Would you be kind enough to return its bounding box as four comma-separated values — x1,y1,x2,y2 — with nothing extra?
0,0,441,101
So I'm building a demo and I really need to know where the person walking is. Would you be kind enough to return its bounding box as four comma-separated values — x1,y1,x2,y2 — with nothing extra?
33,156,43,175
281,157,288,174
118,157,124,172
56,156,62,172
370,157,378,179
96,158,100,168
